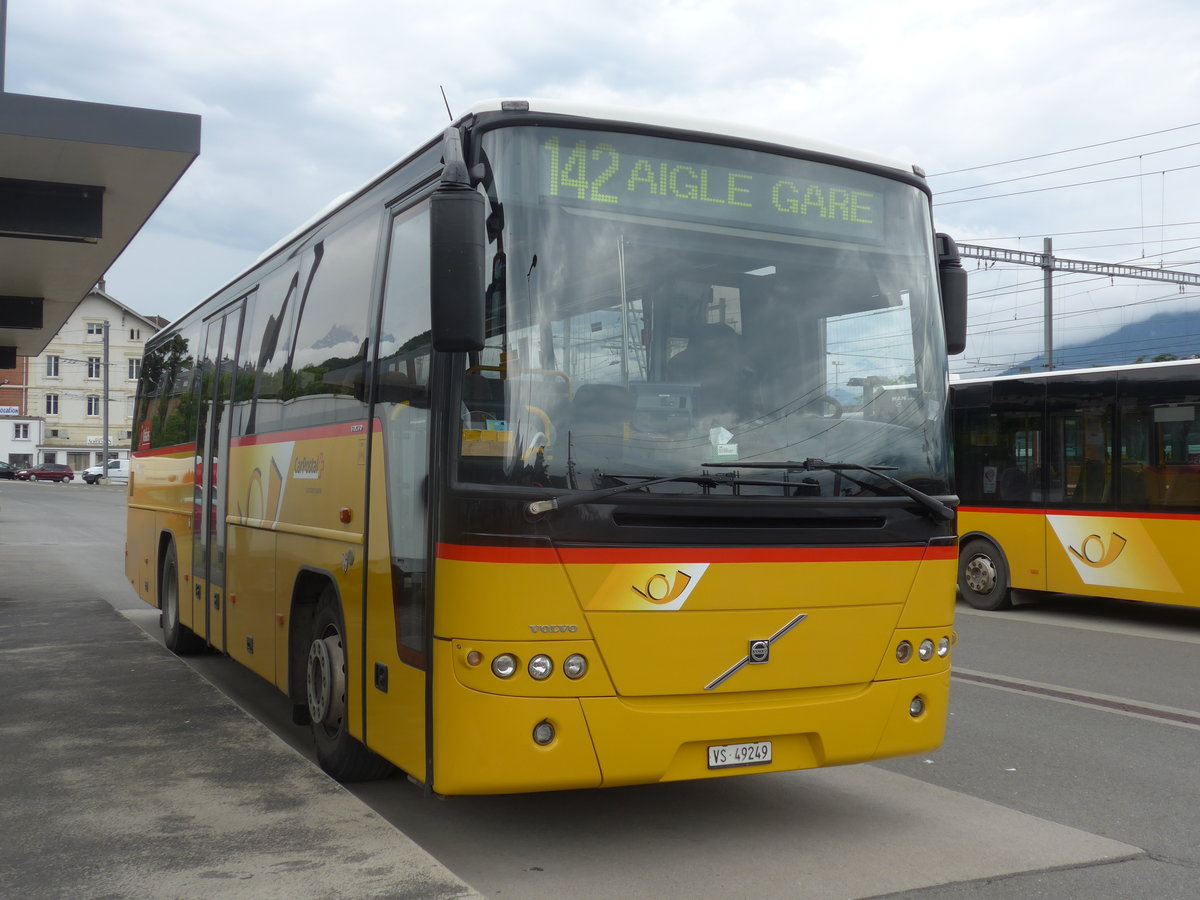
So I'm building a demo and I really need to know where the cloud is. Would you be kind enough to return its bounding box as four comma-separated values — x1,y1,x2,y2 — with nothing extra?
9,0,1200,348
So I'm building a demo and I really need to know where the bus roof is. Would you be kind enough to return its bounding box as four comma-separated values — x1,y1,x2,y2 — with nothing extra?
951,357,1200,387
457,99,920,176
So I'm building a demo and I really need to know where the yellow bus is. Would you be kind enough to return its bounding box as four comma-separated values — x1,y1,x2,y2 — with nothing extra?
127,100,967,793
953,360,1200,611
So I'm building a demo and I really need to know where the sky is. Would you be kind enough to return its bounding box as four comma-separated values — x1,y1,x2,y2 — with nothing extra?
8,0,1200,375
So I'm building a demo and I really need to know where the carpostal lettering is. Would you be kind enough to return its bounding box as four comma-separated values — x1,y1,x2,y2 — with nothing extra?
528,624,579,634
541,133,884,242
292,454,324,480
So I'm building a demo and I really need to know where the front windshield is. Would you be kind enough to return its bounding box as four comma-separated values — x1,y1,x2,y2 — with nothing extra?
458,125,949,498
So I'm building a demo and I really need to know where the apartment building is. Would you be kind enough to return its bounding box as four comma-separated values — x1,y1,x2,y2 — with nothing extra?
0,285,161,470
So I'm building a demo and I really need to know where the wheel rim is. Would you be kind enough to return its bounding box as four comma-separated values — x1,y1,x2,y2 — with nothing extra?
163,562,179,632
29,474,37,482
307,629,346,731
964,553,998,595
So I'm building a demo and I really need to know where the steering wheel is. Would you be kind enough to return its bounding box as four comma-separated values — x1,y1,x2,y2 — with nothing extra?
812,395,843,419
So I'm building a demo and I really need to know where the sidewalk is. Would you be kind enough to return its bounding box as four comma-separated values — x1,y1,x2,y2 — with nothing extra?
0,554,481,899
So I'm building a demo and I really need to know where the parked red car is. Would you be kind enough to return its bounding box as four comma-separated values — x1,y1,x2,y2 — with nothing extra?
16,463,74,483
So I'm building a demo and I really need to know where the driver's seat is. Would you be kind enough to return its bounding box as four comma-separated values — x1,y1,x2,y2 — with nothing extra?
666,323,741,417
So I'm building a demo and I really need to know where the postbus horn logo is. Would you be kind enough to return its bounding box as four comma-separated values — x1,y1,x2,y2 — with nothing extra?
632,570,693,605
1068,531,1127,568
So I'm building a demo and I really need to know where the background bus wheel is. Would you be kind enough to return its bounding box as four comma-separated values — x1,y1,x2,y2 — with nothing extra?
958,539,1012,610
161,543,205,654
306,587,393,782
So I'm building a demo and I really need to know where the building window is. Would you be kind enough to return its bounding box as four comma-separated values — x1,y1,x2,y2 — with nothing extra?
128,358,141,380
46,355,60,377
45,394,59,415
87,322,104,340
126,396,135,419
130,328,142,341
88,357,102,378
87,395,101,416
13,423,28,440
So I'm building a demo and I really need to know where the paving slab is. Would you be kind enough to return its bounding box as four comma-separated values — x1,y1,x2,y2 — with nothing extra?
0,586,481,900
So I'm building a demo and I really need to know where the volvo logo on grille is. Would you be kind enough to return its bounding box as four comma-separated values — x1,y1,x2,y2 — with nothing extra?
704,613,808,691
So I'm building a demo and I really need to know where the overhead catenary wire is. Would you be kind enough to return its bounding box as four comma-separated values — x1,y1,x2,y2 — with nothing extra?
933,162,1200,206
929,122,1200,177
933,140,1200,196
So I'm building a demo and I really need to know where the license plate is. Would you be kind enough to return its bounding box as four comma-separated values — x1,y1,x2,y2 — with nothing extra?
707,740,772,769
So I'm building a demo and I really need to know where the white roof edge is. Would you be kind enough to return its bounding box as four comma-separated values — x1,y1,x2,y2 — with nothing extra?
458,98,918,176
952,356,1200,385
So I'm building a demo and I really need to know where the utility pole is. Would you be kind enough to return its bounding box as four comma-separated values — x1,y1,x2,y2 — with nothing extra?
1042,238,1053,370
1,0,7,93
102,320,110,471
958,242,1200,371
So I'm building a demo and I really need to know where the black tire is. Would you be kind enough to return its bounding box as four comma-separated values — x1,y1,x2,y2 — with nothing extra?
958,538,1012,611
306,585,394,782
161,543,205,654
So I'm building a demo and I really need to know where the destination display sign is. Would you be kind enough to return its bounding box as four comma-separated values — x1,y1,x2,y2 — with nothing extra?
539,131,887,243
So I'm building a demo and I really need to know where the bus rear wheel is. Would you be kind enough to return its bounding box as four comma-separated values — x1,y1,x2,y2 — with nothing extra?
306,587,394,782
958,538,1012,610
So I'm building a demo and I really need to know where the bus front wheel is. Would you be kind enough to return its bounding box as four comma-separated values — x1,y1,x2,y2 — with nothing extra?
161,543,205,654
305,587,394,782
958,539,1012,611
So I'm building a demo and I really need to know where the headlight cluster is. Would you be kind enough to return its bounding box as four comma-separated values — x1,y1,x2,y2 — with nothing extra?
470,650,589,681
895,635,952,664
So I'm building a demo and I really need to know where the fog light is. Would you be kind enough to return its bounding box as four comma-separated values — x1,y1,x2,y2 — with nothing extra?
532,720,555,745
528,654,553,680
895,641,913,663
909,696,925,717
563,653,588,679
466,650,483,667
492,654,517,678
937,636,951,658
918,639,935,661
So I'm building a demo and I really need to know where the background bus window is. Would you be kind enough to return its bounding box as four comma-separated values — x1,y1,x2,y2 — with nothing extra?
1048,375,1114,507
1117,368,1200,508
1154,405,1200,506
951,379,1044,505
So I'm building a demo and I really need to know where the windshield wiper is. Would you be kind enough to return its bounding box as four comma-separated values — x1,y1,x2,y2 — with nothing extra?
702,458,955,522
527,471,732,516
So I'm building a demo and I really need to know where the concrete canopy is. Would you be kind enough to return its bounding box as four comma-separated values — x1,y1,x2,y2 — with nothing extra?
0,91,200,359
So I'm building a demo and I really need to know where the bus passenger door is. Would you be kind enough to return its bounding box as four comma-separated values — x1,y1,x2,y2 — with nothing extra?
191,304,245,651
364,202,433,781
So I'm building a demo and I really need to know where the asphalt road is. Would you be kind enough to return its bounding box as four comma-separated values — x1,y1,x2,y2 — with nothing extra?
5,480,1198,898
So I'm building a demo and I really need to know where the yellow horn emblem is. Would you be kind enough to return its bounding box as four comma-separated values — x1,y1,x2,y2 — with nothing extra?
1068,532,1127,568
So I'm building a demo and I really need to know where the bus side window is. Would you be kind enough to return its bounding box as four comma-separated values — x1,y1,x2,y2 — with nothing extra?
244,264,301,436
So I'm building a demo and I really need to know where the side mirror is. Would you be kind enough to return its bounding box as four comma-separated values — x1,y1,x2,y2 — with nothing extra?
937,232,968,355
430,128,486,352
